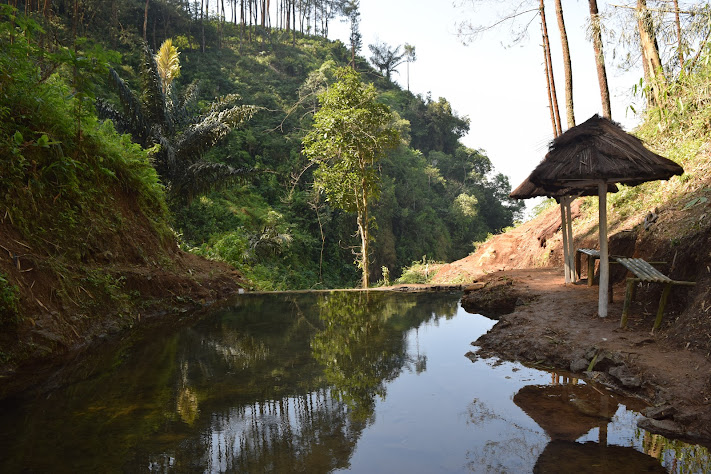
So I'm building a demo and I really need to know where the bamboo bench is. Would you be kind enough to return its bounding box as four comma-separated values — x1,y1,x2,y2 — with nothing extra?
617,257,696,330
575,248,600,287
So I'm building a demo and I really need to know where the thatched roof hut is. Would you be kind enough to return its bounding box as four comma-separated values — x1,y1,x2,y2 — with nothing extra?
512,114,684,317
528,114,683,188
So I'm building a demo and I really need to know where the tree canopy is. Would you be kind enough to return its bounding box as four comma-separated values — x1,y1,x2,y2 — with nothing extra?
303,67,400,287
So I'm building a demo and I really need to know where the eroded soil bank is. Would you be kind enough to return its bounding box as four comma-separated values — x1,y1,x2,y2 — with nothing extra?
462,267,711,446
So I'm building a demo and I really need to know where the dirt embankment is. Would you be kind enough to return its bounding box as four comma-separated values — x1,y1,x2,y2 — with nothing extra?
0,188,246,397
445,189,711,445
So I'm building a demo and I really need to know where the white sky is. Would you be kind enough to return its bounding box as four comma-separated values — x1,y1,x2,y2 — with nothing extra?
329,0,642,212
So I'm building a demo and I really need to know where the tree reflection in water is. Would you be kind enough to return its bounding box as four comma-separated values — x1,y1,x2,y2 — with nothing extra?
135,291,457,472
5,292,707,473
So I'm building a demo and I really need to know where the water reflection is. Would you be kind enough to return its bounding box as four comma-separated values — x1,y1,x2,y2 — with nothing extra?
0,292,708,473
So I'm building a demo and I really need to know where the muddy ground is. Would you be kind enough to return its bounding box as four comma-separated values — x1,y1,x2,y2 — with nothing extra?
461,267,711,446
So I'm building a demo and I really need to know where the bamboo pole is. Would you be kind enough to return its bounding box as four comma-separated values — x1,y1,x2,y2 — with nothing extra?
598,181,609,317
560,198,570,284
565,197,576,282
653,283,673,330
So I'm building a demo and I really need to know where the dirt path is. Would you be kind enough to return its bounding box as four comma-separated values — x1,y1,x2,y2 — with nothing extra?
462,267,711,445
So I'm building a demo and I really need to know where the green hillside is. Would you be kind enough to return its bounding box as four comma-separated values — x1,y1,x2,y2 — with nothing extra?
0,4,521,370
166,35,521,290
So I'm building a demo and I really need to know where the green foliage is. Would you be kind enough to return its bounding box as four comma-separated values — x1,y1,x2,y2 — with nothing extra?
0,8,175,338
303,67,400,212
97,41,257,205
395,257,440,285
303,67,400,286
531,198,556,217
11,1,520,292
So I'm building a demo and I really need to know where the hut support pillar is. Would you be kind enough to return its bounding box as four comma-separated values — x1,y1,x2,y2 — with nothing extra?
565,196,575,282
598,181,609,317
560,199,571,284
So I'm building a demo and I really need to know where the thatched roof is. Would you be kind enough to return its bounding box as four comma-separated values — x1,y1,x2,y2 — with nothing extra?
509,176,618,200
528,114,683,188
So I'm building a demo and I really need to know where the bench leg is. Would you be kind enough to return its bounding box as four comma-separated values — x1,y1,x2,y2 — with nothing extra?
575,251,582,280
609,278,614,303
621,278,636,329
587,256,595,287
653,283,673,331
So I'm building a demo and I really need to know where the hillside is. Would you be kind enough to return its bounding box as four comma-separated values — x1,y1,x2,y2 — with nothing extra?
0,14,246,392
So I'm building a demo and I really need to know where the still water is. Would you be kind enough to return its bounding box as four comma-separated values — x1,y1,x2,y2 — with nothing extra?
0,291,709,473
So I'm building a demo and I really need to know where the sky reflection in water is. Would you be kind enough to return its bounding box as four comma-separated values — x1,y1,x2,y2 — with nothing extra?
0,291,708,473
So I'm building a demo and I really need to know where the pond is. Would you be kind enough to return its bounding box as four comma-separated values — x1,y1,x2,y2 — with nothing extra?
0,291,709,473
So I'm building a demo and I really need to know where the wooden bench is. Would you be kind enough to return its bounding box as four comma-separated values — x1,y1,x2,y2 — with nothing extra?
575,248,600,287
617,258,696,330
575,248,621,302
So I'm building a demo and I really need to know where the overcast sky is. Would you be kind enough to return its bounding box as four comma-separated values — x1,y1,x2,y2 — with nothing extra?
329,0,642,214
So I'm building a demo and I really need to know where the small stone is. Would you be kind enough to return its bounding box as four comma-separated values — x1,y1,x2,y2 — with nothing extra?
638,418,685,438
570,358,590,373
609,365,642,388
643,405,677,420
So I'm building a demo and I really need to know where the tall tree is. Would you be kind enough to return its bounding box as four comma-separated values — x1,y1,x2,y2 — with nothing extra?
368,41,406,81
455,1,563,135
636,0,665,106
588,0,611,118
341,0,361,68
302,67,400,288
540,0,561,136
404,43,416,91
554,0,575,128
672,0,683,69
143,0,150,41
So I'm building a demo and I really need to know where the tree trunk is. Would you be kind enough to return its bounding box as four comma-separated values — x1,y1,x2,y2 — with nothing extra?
541,0,561,136
589,0,611,118
554,0,575,129
201,0,205,52
637,0,665,106
358,180,370,289
673,0,683,70
143,0,149,41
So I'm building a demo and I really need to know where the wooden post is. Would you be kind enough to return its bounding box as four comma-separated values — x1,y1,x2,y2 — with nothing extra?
587,255,595,287
560,198,570,284
653,283,673,330
598,181,609,317
621,278,637,328
565,197,576,282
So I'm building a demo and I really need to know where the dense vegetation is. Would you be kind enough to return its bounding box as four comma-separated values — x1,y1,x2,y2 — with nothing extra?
0,6,172,331
166,33,522,290
0,0,522,345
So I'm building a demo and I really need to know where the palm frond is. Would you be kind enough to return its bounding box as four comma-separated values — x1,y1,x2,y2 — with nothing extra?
104,67,150,146
174,104,256,160
154,38,181,94
139,42,172,134
171,81,200,128
95,98,133,136
198,103,259,129
171,161,254,203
